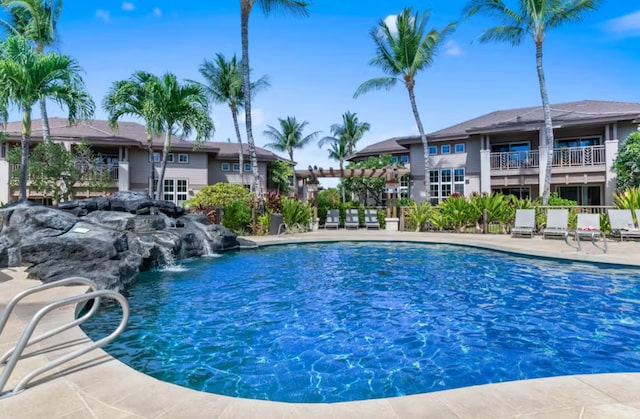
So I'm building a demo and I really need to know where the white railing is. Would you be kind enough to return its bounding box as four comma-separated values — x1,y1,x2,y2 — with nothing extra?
552,145,605,167
491,146,606,171
490,150,539,170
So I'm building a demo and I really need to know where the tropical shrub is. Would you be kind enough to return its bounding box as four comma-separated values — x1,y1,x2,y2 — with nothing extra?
613,132,640,190
281,198,312,230
614,186,640,211
188,204,221,224
470,192,513,230
317,188,340,225
265,191,283,213
256,213,270,236
405,201,434,232
222,199,252,234
433,195,476,232
185,183,253,209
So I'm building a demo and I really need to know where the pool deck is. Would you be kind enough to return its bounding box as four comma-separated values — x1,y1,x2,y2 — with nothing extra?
2,231,640,418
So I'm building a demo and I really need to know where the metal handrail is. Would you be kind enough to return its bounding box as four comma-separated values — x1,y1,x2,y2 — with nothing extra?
0,286,129,398
0,277,98,336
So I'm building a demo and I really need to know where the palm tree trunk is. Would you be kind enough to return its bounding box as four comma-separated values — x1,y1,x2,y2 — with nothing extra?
39,97,51,143
231,105,244,186
241,1,263,198
536,40,554,205
19,110,31,201
147,138,155,198
155,130,171,201
406,84,430,202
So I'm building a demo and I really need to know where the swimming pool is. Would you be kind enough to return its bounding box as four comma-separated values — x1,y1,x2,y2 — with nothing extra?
82,242,640,403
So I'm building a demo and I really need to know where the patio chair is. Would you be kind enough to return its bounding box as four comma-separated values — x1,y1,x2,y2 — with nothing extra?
325,209,339,229
567,213,607,253
511,209,535,238
607,209,640,242
345,209,360,230
542,209,569,239
364,209,380,229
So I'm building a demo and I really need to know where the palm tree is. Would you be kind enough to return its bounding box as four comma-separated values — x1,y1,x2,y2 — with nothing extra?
146,73,214,200
1,0,63,143
0,35,94,201
463,0,602,204
354,8,455,202
319,111,370,156
196,53,269,186
263,116,319,163
103,71,163,197
325,136,349,171
240,0,310,197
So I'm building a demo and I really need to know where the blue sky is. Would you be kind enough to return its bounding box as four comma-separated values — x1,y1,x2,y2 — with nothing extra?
12,1,640,186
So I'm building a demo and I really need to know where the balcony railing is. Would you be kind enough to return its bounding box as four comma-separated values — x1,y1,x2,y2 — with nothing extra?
490,150,539,170
9,163,119,181
490,145,606,171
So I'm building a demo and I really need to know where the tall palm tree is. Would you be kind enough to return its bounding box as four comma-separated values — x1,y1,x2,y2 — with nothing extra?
464,0,602,204
146,73,214,200
0,35,94,201
319,111,370,156
240,0,310,197
354,8,455,202
263,116,319,163
326,137,349,171
103,71,163,197
196,53,269,186
1,0,63,143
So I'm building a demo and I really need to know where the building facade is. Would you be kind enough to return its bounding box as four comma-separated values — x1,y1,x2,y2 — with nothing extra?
0,118,286,205
348,100,640,206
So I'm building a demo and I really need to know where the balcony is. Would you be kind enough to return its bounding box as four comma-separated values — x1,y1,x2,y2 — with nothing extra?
9,163,119,182
490,145,605,171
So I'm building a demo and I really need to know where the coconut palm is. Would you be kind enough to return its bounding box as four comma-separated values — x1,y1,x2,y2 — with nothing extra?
144,72,214,200
0,35,94,201
463,0,602,204
240,0,310,197
103,71,163,197
196,53,269,186
1,0,63,143
263,116,319,163
325,136,349,171
354,8,455,202
318,111,370,156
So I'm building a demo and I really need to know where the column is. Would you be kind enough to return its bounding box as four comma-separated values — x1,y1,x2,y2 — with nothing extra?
479,135,491,194
0,142,10,203
604,139,619,206
118,161,130,192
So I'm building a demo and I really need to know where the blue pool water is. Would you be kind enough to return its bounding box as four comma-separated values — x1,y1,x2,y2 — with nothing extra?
82,242,640,403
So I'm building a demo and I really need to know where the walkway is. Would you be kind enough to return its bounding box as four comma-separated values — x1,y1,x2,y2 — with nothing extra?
1,231,640,418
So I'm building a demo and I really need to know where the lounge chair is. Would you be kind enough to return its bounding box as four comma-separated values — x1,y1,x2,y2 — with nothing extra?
567,213,607,253
511,209,535,238
325,209,339,229
364,209,380,229
542,209,569,239
608,209,640,242
345,209,360,230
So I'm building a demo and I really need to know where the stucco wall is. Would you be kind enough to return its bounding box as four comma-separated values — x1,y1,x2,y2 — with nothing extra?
207,159,269,191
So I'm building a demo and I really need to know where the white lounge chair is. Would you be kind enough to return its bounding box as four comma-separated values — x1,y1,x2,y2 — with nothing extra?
511,209,535,238
345,209,360,230
542,209,569,239
364,209,380,229
568,213,607,253
325,209,339,229
607,209,640,242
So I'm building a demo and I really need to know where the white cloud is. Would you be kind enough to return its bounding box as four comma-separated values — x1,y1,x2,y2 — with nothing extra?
121,2,135,11
605,10,640,33
383,14,398,36
153,7,162,17
96,9,110,23
444,40,462,57
238,108,267,127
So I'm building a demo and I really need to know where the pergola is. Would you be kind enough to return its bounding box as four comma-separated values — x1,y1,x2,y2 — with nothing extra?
294,166,411,223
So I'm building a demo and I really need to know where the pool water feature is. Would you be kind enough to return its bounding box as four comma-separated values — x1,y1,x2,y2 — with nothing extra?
82,242,640,403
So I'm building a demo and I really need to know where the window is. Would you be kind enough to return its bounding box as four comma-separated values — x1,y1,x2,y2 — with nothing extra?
163,179,188,205
400,155,409,164
430,168,465,203
221,163,230,172
153,152,161,163
165,153,174,163
232,163,240,172
244,163,252,172
391,156,399,164
178,154,189,164
441,145,451,154
400,174,411,198
556,185,601,206
455,143,465,153
493,187,530,200
428,146,437,155
0,143,5,159
555,136,601,148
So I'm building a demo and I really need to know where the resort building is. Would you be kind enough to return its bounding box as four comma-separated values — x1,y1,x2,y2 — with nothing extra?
0,118,287,205
348,100,640,206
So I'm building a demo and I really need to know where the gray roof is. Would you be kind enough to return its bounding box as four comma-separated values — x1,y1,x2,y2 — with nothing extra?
3,118,285,161
350,137,409,159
